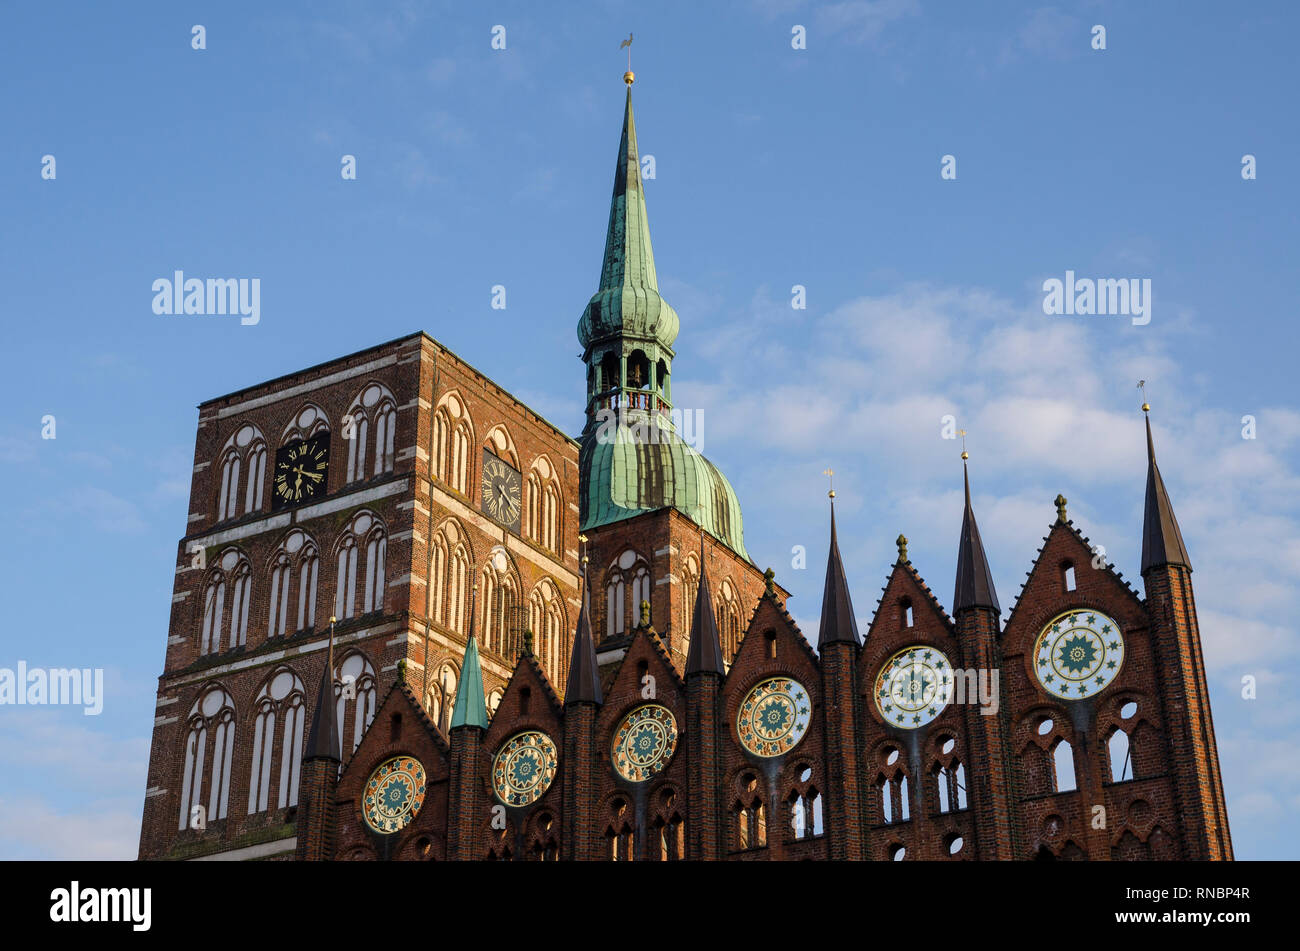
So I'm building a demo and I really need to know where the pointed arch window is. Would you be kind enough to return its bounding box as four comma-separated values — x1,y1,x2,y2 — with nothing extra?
529,579,565,684
1052,738,1077,793
344,383,398,483
199,549,251,654
481,559,520,658
248,668,306,813
178,685,236,830
334,512,386,621
335,652,377,757
425,661,458,734
215,424,267,521
1108,728,1132,783
267,529,320,638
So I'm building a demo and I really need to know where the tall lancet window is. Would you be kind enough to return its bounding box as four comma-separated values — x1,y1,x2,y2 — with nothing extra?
247,668,306,813
178,685,236,831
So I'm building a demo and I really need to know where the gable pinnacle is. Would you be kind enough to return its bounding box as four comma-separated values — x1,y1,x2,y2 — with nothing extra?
1055,494,1068,524
685,529,725,675
304,615,341,763
450,584,489,729
565,559,602,704
817,502,861,648
896,534,908,564
954,462,1001,614
1141,407,1192,573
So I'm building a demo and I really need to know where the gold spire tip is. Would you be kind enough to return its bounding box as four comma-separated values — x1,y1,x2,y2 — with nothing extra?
624,70,634,85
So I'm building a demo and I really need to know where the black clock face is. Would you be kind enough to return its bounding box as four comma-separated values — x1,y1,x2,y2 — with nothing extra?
481,450,522,533
273,435,330,511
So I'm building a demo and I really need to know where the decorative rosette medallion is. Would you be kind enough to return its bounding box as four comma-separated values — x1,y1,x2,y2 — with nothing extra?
363,756,427,834
874,645,954,729
611,704,679,783
1033,609,1125,700
492,731,559,807
736,677,812,757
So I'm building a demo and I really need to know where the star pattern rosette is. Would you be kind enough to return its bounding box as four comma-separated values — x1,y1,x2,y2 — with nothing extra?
611,704,679,783
874,645,955,730
1033,609,1126,700
736,677,813,758
491,731,559,807
362,756,428,834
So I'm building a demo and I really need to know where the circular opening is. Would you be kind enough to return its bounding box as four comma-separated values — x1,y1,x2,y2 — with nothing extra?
941,738,956,755
890,844,906,861
1037,718,1054,736
948,835,964,855
1120,701,1138,720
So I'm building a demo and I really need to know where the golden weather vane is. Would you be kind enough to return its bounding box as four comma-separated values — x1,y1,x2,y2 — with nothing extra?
823,468,835,499
621,32,634,84
958,428,969,461
1137,379,1150,413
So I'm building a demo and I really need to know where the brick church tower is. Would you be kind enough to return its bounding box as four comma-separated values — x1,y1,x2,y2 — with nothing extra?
139,75,1233,863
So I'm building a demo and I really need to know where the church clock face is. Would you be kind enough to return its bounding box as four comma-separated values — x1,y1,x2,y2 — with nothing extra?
480,450,522,533
272,435,329,510
874,645,954,730
362,756,427,835
492,731,558,807
1033,609,1125,700
611,704,679,783
736,677,812,758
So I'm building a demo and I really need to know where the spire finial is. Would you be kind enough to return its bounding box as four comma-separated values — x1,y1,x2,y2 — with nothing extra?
896,533,908,563
1138,380,1150,414
958,428,969,461
1055,494,1068,524
578,533,589,566
823,467,835,499
620,31,634,84
763,567,776,597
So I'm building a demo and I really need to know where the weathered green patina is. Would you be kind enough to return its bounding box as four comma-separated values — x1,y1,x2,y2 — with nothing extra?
577,87,748,560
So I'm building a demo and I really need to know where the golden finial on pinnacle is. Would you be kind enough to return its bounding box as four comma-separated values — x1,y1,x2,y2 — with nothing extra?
958,428,969,461
578,533,589,565
620,31,634,84
823,468,835,499
1137,379,1150,414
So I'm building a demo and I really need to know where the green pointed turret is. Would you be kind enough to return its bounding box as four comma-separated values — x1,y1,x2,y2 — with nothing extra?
450,590,489,729
577,86,680,361
577,82,750,561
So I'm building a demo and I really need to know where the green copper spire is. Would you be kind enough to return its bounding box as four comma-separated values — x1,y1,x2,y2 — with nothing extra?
578,87,680,363
576,83,750,561
450,589,489,729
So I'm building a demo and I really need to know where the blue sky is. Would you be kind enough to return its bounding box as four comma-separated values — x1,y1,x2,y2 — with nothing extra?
1,1,1296,859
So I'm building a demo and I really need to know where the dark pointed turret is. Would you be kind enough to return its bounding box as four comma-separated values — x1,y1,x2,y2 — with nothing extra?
304,619,341,762
685,537,725,675
817,504,861,648
1141,412,1191,573
295,617,341,860
954,463,1001,614
565,561,603,704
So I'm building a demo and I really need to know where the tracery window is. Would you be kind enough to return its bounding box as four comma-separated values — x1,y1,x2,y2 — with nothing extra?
178,685,236,831
247,668,306,813
335,651,377,757
199,549,252,654
344,382,398,482
215,424,268,521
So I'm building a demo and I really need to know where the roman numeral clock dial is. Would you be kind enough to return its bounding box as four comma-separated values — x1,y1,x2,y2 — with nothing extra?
272,436,330,511
480,450,522,534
